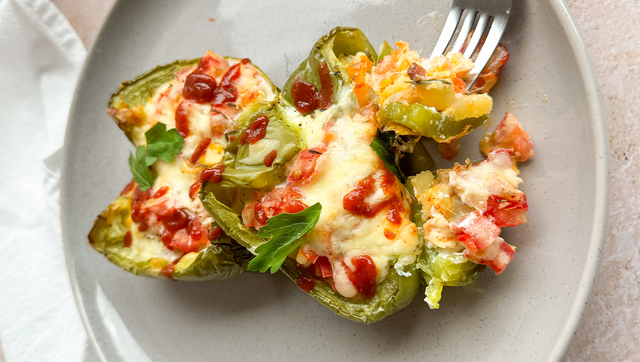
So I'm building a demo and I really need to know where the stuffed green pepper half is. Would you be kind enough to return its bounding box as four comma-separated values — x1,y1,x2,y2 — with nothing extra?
89,50,278,280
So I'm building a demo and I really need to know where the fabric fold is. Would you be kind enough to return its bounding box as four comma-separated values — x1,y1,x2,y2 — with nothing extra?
0,0,89,361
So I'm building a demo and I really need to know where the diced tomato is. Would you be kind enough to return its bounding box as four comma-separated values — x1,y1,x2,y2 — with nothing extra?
470,43,510,94
195,51,230,79
296,274,316,293
299,248,319,264
485,195,528,227
312,256,333,279
464,237,515,274
481,112,534,162
167,220,209,254
288,148,325,184
453,212,501,252
242,186,308,229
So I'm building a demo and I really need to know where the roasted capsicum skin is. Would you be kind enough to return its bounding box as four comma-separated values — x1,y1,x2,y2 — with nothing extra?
108,57,278,142
220,102,306,189
199,182,421,324
88,190,252,280
405,176,484,308
380,102,489,144
281,27,378,109
91,56,279,280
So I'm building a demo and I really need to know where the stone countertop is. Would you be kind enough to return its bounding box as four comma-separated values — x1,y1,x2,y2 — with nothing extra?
50,0,640,360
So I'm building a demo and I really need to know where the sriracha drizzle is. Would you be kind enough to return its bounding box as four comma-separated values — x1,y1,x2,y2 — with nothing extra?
239,115,269,145
344,255,377,298
290,61,334,114
212,58,250,106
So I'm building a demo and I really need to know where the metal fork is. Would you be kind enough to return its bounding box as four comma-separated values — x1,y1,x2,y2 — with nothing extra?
430,0,513,90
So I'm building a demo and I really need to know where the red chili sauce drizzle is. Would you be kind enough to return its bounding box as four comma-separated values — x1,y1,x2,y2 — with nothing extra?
343,255,377,298
160,259,180,280
131,186,153,231
189,218,203,241
153,186,169,199
290,62,334,114
190,138,212,164
212,58,250,107
123,231,132,248
263,149,278,167
384,229,396,240
208,225,222,241
239,115,269,145
174,101,191,138
129,184,209,254
199,164,226,183
296,274,316,293
189,180,202,199
183,73,218,103
343,171,405,225
160,207,191,247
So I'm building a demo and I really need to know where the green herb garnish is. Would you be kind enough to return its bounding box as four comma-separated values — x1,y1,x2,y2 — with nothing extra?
128,123,184,190
370,132,404,181
248,203,322,273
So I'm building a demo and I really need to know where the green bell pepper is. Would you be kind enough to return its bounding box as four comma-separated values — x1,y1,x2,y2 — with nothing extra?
380,102,488,144
377,40,394,62
281,27,378,109
199,182,420,323
88,190,252,280
406,176,485,309
108,57,278,142
92,55,280,280
220,102,306,189
416,247,484,309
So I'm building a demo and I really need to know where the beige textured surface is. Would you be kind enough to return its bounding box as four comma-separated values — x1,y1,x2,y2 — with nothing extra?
564,0,640,361
49,0,639,360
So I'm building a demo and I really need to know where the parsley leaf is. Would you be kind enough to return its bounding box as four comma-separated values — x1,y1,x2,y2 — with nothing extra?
370,132,404,181
129,145,153,190
145,122,184,164
247,203,322,273
128,123,184,191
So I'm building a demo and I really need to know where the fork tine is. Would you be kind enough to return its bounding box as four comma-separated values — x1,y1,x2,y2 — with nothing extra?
451,9,476,53
462,12,489,59
467,15,509,89
430,6,463,58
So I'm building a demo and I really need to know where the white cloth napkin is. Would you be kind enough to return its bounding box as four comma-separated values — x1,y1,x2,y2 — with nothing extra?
0,0,93,360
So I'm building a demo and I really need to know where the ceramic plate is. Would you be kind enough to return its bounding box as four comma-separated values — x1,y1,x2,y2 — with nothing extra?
61,0,608,361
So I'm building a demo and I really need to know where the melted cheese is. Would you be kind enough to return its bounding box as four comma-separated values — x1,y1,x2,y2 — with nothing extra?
123,57,276,264
290,89,419,298
420,150,523,254
447,150,521,212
